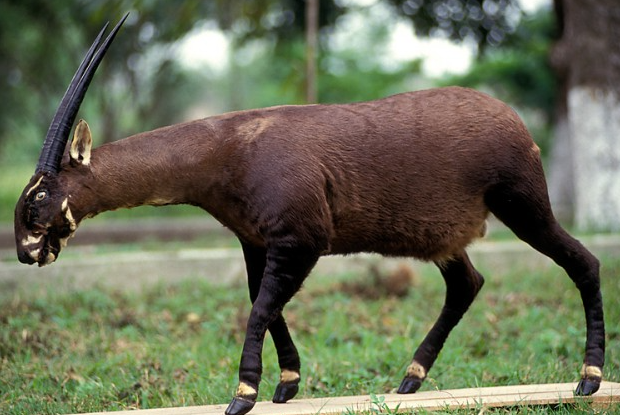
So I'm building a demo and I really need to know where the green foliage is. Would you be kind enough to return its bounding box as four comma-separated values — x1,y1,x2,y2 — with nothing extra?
443,8,557,116
0,1,560,223
211,0,346,43
0,0,537,153
1,256,619,414
0,164,32,222
0,0,211,166
440,8,557,154
223,29,423,109
385,0,523,50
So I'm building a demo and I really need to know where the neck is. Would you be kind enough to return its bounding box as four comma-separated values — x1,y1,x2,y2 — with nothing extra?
67,120,223,222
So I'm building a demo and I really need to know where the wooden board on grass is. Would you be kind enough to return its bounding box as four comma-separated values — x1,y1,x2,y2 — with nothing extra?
76,381,620,415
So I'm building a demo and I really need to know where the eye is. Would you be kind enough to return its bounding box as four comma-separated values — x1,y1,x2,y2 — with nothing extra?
35,191,47,201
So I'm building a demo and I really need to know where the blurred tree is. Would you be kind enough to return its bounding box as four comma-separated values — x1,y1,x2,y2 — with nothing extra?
438,0,620,231
219,0,524,105
440,9,557,154
0,0,214,161
0,0,349,159
305,0,319,103
550,0,620,231
385,0,522,51
212,0,345,42
1,0,525,162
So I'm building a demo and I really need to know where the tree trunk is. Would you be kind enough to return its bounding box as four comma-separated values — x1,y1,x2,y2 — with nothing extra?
551,0,620,231
305,0,319,104
547,57,574,224
547,112,573,223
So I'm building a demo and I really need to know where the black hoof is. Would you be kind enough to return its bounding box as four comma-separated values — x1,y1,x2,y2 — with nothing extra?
397,376,423,394
575,377,601,396
273,381,299,403
225,396,256,415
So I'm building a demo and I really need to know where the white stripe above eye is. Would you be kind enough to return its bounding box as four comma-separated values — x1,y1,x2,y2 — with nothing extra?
25,176,44,197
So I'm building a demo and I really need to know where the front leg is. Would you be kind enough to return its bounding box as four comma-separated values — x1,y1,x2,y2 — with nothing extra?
225,246,319,415
241,242,302,404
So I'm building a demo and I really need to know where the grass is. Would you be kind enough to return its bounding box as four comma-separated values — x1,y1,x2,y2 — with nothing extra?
1,254,619,414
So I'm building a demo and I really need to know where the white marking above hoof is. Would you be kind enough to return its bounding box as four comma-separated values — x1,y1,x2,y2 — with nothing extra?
581,364,603,379
236,382,257,398
406,360,426,379
280,369,300,383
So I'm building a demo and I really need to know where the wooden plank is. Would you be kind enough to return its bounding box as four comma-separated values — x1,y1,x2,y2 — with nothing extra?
75,382,620,415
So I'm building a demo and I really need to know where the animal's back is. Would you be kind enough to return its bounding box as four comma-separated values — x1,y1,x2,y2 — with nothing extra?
212,87,542,260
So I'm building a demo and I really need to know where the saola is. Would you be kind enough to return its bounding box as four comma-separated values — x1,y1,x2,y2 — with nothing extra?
14,15,605,415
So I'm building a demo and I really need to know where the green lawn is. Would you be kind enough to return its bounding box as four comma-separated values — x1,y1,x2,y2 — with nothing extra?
1,255,619,414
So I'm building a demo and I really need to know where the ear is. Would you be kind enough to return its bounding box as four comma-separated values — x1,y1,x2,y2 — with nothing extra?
69,119,93,166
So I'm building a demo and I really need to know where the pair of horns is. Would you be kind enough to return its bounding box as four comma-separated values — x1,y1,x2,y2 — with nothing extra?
36,13,129,174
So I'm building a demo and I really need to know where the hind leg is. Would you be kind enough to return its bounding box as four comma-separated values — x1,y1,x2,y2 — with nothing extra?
486,183,605,395
399,251,484,393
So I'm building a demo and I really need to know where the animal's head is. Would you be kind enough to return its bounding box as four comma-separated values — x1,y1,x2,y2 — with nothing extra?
15,15,127,266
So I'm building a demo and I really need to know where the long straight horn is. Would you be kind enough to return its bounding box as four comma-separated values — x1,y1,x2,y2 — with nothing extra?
36,13,129,174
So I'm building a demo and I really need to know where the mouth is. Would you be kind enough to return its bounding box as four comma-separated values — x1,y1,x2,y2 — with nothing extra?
19,237,59,267
18,227,71,267
36,245,57,268
37,243,58,267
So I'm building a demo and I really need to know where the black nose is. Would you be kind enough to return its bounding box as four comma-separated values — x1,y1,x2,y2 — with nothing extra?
17,250,36,265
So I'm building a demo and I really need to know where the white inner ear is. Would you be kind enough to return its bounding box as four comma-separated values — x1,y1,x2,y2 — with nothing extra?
70,120,92,165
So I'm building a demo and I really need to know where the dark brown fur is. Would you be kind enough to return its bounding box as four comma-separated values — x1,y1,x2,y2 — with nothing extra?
15,87,605,415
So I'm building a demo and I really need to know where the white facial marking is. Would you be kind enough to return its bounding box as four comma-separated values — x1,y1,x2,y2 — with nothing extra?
236,382,257,397
406,360,426,379
22,234,43,247
42,252,56,266
479,220,488,238
25,176,44,197
35,251,55,267
280,369,300,383
62,199,77,231
30,249,40,262
60,236,70,250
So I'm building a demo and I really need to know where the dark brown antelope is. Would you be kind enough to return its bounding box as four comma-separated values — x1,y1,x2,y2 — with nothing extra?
14,15,605,415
